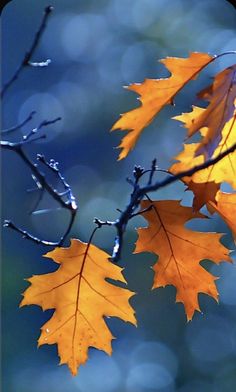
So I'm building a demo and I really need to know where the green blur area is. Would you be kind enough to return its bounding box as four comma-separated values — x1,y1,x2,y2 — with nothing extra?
2,0,236,391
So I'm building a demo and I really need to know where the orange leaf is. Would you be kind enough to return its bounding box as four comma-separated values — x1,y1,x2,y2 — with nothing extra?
170,109,236,207
186,65,236,158
135,200,231,320
111,52,214,160
20,239,136,375
186,181,220,212
208,191,236,242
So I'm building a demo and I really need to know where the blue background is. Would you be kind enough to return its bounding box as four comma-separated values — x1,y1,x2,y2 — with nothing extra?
2,1,236,391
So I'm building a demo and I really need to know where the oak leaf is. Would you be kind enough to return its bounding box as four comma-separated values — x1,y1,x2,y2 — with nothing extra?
170,109,236,208
111,52,214,160
20,239,136,375
186,181,220,212
191,65,236,158
208,191,236,242
135,200,231,320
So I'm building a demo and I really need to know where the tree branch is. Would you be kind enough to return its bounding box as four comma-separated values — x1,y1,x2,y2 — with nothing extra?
1,5,53,98
3,220,60,246
101,141,236,262
2,5,77,247
23,117,61,141
1,111,36,134
2,138,77,246
141,142,236,195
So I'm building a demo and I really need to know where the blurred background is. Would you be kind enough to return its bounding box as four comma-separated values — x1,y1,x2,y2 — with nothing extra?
2,0,236,391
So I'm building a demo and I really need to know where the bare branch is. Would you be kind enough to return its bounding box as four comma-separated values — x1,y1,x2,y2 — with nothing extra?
36,154,77,210
148,159,157,185
106,141,236,262
1,6,76,248
23,117,61,141
2,138,77,246
1,5,53,98
130,204,153,218
3,220,59,246
1,111,36,134
93,218,114,228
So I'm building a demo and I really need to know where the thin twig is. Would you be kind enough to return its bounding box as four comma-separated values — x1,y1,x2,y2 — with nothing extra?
1,5,53,98
130,205,153,219
23,117,61,141
148,159,157,185
1,141,69,208
36,154,76,208
93,218,114,228
1,111,36,134
141,142,236,195
108,141,236,262
2,139,77,246
29,59,51,67
2,5,77,247
3,220,59,246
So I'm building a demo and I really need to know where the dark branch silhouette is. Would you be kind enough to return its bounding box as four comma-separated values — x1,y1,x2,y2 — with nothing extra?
94,141,236,262
23,117,61,141
1,111,36,134
2,135,77,246
2,5,78,247
1,5,53,98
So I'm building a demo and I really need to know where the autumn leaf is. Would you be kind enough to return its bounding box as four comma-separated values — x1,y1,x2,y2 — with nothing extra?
186,181,220,212
20,239,136,375
170,109,236,208
111,52,214,160
173,105,205,131
208,191,236,242
184,65,236,158
135,200,231,320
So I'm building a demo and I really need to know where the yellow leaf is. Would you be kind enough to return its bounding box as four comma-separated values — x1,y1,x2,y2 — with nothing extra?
111,52,214,160
173,105,205,131
192,66,236,158
170,110,236,207
20,239,136,375
135,200,231,320
208,191,236,242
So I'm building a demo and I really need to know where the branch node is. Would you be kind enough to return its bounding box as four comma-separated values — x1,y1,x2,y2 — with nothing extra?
45,5,54,13
3,220,11,228
133,165,144,180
